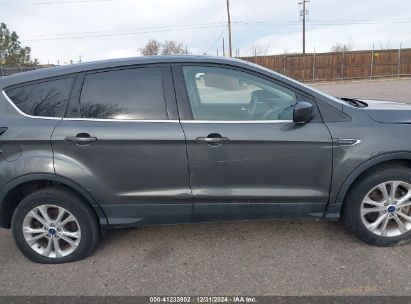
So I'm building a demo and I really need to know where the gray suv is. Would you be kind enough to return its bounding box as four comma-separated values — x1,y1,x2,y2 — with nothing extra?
0,56,410,263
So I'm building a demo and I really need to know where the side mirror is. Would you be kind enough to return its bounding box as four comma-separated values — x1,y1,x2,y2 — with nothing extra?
293,101,313,124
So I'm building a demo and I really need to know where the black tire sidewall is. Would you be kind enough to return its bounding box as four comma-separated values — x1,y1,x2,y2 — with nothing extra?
344,166,411,246
11,188,99,264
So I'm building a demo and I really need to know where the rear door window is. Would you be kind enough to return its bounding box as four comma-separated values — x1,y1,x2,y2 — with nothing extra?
79,67,167,120
5,77,74,118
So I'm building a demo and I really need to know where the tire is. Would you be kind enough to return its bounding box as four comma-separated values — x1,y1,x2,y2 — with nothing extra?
342,165,411,246
11,187,100,264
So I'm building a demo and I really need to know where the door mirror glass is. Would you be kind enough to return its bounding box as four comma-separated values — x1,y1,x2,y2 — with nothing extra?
293,101,313,124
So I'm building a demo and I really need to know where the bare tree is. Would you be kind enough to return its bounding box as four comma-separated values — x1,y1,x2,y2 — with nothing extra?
248,43,270,56
139,39,161,56
161,40,188,55
331,42,352,52
139,39,189,56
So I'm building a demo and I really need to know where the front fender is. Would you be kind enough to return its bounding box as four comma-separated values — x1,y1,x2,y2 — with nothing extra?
325,152,411,219
334,151,411,205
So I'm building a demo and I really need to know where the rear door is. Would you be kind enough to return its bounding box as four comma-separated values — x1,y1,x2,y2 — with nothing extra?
52,65,192,226
174,64,333,222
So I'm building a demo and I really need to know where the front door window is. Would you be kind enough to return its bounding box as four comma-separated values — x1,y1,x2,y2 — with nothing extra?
182,66,297,121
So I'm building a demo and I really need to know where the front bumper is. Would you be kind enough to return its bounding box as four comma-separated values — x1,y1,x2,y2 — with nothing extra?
0,206,7,228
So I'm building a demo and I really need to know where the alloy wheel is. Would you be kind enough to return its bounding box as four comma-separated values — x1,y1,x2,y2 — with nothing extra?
361,181,411,237
22,204,81,258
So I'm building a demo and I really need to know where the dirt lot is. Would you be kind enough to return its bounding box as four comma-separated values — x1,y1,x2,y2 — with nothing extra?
311,78,411,103
0,78,410,296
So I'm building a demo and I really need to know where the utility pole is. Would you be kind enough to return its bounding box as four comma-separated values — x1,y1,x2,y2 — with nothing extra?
298,0,309,54
226,0,233,57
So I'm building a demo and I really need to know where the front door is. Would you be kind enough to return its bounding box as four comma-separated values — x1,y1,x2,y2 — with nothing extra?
175,65,333,222
52,65,192,226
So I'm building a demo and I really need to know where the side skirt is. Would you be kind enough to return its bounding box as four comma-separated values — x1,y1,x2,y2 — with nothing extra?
194,202,328,223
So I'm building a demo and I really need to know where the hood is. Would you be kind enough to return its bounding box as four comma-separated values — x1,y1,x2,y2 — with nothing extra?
356,99,411,123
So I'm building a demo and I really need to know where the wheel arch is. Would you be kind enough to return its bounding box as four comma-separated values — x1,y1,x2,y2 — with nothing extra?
0,173,108,229
329,152,411,218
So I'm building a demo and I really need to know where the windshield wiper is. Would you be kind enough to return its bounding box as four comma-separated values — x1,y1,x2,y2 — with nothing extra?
339,97,368,108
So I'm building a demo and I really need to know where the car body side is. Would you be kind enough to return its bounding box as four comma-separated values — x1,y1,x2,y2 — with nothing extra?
1,56,411,229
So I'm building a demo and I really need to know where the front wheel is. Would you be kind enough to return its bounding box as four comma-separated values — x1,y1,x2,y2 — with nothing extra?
343,166,411,246
11,187,100,263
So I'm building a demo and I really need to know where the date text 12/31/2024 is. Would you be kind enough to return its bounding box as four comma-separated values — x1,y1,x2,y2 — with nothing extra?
149,296,257,303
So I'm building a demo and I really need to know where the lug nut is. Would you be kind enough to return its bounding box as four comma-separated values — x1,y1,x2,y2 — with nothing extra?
47,234,51,237
50,223,54,227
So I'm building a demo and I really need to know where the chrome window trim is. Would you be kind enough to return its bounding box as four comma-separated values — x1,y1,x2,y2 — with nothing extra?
3,89,293,124
62,118,179,123
2,90,62,120
180,120,293,124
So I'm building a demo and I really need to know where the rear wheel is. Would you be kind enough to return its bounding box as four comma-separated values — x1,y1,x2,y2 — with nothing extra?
343,166,411,246
11,187,100,263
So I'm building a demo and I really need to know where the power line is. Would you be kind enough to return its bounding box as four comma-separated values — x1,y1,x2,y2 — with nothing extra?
235,18,411,26
309,17,411,23
209,27,227,51
22,22,228,38
0,0,114,5
19,18,411,42
19,17,411,39
22,24,227,42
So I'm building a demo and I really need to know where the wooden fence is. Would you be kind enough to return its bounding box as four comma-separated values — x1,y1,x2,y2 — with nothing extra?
240,48,411,82
0,66,39,77
2,48,411,82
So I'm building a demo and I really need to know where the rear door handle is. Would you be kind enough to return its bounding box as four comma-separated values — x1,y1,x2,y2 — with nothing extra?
65,133,97,145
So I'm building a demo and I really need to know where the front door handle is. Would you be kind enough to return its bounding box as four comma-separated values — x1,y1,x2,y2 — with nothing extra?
196,133,229,146
65,133,98,145
197,137,229,143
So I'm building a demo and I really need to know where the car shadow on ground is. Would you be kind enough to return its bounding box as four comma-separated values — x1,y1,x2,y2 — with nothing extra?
97,219,361,254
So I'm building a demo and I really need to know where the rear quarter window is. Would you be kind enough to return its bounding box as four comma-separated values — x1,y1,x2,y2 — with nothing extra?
5,77,74,118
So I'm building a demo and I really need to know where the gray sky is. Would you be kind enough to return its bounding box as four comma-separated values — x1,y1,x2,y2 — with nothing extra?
2,0,411,64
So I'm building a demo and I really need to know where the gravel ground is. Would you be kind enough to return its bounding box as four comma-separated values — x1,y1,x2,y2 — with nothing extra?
311,78,411,103
0,78,410,296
